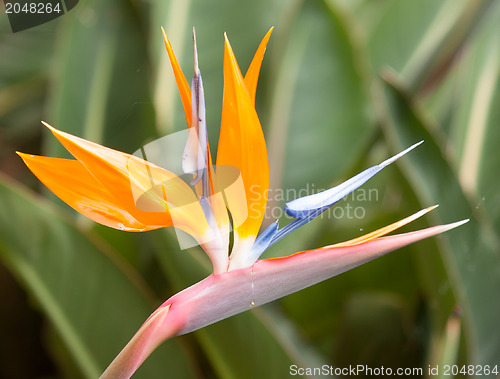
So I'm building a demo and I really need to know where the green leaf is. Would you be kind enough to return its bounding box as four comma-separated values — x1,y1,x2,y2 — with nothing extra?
444,2,500,232
0,19,56,153
428,310,462,373
267,0,372,194
368,0,451,74
334,292,423,370
0,19,55,89
377,73,500,369
45,0,156,158
0,175,194,379
368,0,494,92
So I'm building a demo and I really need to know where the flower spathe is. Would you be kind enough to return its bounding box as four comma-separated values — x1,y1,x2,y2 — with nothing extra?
18,27,468,379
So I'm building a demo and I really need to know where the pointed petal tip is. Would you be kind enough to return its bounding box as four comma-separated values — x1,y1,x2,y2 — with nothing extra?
161,28,192,127
223,33,231,55
444,218,470,231
263,27,274,41
380,140,424,168
16,151,32,164
401,204,439,224
327,206,443,249
401,204,438,222
223,32,234,53
284,142,427,219
161,27,172,51
192,27,199,75
243,27,273,104
222,33,242,80
161,27,176,54
421,204,439,213
16,151,35,161
41,121,59,136
161,27,168,44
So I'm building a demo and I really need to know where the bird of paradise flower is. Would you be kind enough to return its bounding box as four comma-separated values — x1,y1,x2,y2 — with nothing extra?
18,27,468,378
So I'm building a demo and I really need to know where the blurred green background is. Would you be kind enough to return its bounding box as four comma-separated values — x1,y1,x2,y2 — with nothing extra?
1,0,499,378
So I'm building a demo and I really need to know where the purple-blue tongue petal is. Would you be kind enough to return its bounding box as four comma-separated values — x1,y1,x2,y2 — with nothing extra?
284,141,423,218
264,141,424,249
247,220,279,261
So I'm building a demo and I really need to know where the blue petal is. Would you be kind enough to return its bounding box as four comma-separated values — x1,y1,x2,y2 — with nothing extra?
284,141,423,218
265,141,423,250
268,206,329,248
248,221,279,262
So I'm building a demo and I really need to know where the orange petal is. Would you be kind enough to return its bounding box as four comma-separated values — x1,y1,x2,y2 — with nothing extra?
162,27,192,127
126,159,209,238
327,205,439,248
18,153,153,231
41,122,208,238
244,27,273,105
217,35,269,241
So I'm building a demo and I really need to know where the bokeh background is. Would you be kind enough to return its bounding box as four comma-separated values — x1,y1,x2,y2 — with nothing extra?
1,0,499,378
